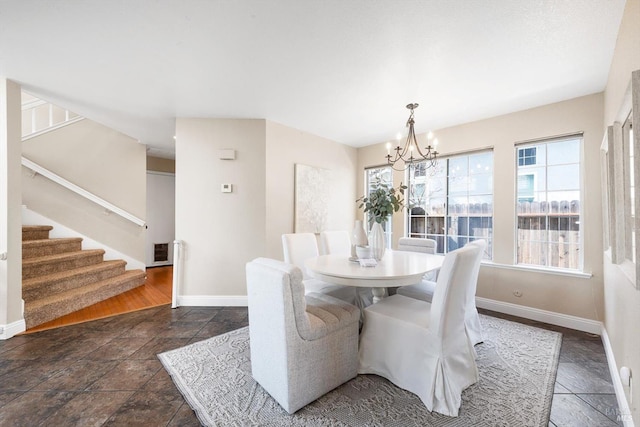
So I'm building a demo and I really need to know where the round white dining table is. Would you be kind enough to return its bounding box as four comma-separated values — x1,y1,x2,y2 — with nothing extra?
305,250,445,303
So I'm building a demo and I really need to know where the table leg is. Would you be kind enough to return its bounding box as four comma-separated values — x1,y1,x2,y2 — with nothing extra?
371,287,386,304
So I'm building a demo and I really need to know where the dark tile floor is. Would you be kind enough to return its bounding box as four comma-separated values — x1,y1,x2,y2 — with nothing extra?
480,309,623,427
0,306,622,426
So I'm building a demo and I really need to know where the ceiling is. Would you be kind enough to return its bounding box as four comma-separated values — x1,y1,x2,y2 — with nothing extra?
0,0,626,158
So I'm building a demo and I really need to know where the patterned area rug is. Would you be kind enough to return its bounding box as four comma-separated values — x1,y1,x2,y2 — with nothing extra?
158,314,561,426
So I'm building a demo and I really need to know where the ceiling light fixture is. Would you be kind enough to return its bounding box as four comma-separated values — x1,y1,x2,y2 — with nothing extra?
386,103,438,171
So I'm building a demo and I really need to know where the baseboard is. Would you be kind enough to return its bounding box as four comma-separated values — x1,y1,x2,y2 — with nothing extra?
476,297,603,335
601,327,635,426
177,295,248,307
0,318,26,340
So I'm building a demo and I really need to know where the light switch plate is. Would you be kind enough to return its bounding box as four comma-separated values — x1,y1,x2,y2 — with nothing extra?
221,183,233,193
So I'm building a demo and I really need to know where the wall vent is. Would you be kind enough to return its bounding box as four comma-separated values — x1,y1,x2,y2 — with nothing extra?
154,243,169,262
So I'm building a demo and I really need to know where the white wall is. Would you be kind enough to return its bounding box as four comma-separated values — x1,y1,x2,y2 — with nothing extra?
265,121,358,259
175,118,358,303
146,172,175,267
358,93,604,323
602,0,640,423
175,119,267,302
0,78,24,338
21,119,147,262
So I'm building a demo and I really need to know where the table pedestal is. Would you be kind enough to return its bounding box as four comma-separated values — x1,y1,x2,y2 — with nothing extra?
371,287,386,304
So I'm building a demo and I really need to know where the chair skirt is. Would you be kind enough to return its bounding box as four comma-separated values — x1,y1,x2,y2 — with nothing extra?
358,295,478,417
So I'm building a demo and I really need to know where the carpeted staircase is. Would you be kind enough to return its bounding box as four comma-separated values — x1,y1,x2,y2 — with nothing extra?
22,225,146,329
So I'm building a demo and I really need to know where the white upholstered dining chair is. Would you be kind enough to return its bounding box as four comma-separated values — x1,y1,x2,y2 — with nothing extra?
246,258,360,413
396,237,438,282
396,238,487,345
282,233,356,303
397,237,437,254
358,244,481,416
319,230,351,256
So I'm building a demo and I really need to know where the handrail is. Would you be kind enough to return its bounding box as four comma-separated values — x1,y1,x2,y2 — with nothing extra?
22,116,84,141
22,157,146,227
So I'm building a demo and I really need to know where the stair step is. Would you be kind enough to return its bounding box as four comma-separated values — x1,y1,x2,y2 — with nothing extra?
22,238,83,259
24,270,147,329
22,225,53,241
23,260,127,302
22,249,105,280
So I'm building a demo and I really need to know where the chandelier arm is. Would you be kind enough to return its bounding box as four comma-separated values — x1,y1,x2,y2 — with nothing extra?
385,102,439,170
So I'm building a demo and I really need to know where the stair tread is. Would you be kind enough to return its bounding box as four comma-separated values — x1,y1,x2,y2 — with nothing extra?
26,270,146,310
23,237,83,247
22,225,53,231
23,260,127,288
22,249,105,265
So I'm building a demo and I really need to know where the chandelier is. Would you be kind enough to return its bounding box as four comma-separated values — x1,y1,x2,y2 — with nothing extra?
386,103,438,171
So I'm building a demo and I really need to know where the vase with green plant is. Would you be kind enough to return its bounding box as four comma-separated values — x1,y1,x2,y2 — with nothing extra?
356,181,407,260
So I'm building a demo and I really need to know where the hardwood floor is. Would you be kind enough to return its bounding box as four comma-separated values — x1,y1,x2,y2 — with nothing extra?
24,266,173,334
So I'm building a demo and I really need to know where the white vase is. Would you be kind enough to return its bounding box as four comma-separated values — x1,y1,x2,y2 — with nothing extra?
369,221,386,260
351,220,369,258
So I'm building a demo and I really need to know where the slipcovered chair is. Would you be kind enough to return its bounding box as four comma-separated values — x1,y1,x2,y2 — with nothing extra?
246,258,360,414
397,237,437,254
358,245,481,416
396,237,438,283
396,239,487,346
319,230,351,256
282,233,356,304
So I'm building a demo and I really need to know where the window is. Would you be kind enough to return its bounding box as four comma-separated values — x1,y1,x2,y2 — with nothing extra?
623,112,634,263
516,135,582,270
518,147,537,166
365,166,393,247
407,150,493,259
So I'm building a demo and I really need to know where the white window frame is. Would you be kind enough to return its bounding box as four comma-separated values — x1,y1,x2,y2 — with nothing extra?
406,149,494,259
607,70,640,290
515,134,584,271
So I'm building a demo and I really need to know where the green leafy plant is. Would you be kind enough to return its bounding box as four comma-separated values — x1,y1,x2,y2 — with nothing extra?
357,182,408,224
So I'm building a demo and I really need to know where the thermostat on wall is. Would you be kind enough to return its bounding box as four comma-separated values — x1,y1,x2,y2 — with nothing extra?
221,183,233,193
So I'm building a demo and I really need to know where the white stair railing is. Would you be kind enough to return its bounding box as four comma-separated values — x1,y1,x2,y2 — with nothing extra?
22,97,84,140
22,157,146,228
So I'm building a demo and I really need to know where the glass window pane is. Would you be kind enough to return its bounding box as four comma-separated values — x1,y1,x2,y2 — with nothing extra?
427,197,446,216
469,152,493,175
547,164,580,191
407,150,493,259
548,138,580,165
518,144,546,167
448,157,468,177
469,173,493,195
427,176,447,198
448,176,468,196
448,197,468,215
516,137,581,270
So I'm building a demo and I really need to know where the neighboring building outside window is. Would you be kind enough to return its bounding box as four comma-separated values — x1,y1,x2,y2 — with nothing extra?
516,135,582,270
364,166,393,247
407,150,493,259
518,147,537,166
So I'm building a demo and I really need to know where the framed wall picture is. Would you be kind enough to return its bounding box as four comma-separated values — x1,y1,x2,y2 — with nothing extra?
294,164,330,233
